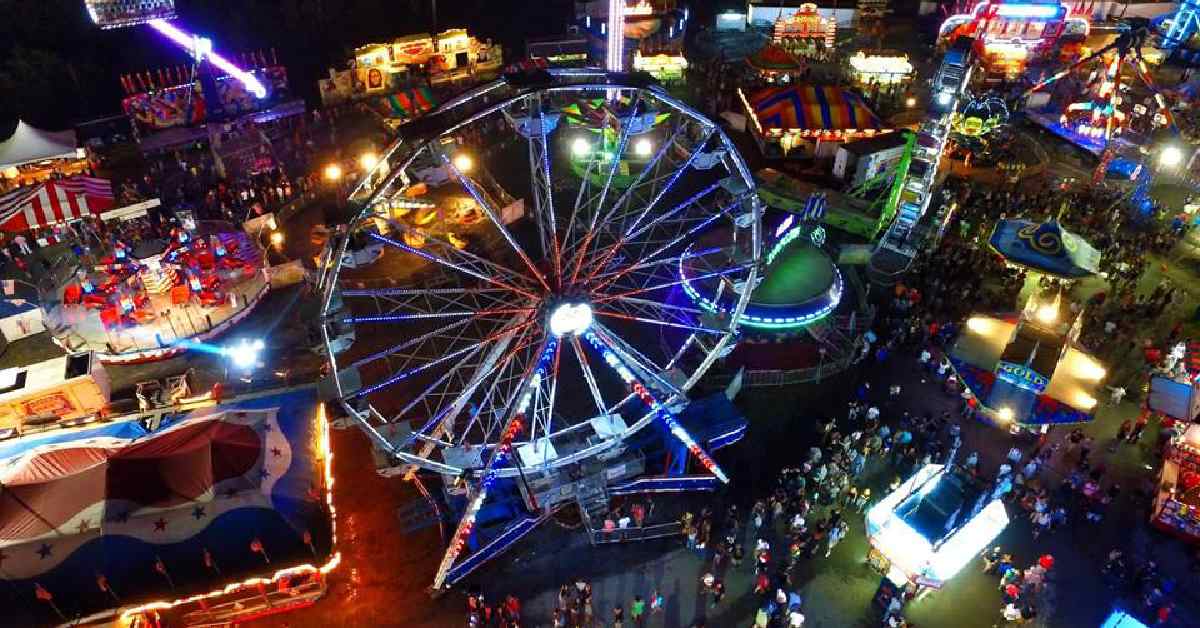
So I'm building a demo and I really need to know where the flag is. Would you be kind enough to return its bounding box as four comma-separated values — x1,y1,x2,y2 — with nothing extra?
96,574,109,592
154,557,168,575
250,538,264,553
34,583,52,601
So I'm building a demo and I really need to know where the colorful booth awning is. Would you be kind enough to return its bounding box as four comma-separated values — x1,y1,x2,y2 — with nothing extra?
748,85,883,133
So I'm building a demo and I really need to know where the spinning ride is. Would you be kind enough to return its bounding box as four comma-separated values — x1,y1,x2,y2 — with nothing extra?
320,70,762,590
48,222,269,363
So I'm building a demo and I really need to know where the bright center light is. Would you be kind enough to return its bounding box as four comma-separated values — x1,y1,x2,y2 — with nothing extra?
225,338,265,369
966,317,990,334
937,91,953,106
634,138,653,157
453,153,474,172
1035,304,1057,324
572,137,591,157
906,97,917,108
360,152,379,170
324,163,343,181
549,303,594,337
1160,145,1184,168
270,231,285,247
997,407,1015,422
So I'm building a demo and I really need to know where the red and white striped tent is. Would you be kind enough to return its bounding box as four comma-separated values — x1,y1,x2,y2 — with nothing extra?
0,176,115,232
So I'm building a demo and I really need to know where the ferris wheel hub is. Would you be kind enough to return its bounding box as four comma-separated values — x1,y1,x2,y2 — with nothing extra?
547,301,594,337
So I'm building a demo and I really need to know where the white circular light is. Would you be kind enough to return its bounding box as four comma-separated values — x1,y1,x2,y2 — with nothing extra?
572,137,591,157
360,152,379,170
226,338,265,369
549,303,593,337
453,153,474,172
1160,145,1184,168
634,138,653,157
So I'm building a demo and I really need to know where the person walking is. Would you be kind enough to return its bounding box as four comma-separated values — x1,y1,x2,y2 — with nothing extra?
825,520,848,557
630,595,645,627
1129,413,1150,443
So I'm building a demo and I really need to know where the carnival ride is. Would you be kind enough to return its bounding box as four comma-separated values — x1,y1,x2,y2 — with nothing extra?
46,222,269,363
320,69,761,590
682,197,843,332
866,38,972,282
938,0,1088,81
84,0,268,99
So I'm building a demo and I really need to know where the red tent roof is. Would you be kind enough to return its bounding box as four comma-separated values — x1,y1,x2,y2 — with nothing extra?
0,176,115,232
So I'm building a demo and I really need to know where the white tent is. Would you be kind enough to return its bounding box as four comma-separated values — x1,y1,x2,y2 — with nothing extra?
0,121,79,169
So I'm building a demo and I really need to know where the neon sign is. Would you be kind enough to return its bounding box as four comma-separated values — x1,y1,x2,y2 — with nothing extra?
997,361,1049,393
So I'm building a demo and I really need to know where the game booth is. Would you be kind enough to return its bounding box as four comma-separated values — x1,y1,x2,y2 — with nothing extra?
1147,341,1200,421
0,389,336,627
44,220,269,364
866,463,1010,590
1152,424,1200,544
740,85,889,159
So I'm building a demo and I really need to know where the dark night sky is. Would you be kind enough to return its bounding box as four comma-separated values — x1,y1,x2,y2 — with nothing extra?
0,0,577,133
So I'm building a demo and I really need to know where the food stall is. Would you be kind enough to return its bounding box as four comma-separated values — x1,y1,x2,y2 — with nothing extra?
847,51,914,86
633,50,688,83
1151,424,1200,543
866,463,1010,589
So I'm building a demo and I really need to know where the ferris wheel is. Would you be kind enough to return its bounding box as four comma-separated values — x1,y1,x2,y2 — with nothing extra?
320,71,762,586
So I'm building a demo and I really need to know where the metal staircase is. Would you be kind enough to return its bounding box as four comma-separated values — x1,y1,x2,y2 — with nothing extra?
575,473,612,539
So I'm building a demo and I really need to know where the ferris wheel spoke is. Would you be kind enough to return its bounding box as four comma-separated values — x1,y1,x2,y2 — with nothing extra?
582,129,716,284
453,322,541,447
530,340,563,450
368,232,539,300
403,333,540,453
342,308,532,324
590,92,643,227
594,309,725,335
348,315,489,371
376,217,538,293
607,296,710,319
588,191,734,292
349,316,537,400
441,152,553,293
568,117,685,284
570,336,610,419
592,323,680,397
595,262,753,303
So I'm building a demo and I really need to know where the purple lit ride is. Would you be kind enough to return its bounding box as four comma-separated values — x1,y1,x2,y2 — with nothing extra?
84,0,267,99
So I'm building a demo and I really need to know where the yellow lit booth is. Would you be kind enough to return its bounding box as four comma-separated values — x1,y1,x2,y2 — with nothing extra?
950,289,1106,429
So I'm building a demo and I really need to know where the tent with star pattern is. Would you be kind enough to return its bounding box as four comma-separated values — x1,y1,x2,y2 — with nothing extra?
0,389,326,623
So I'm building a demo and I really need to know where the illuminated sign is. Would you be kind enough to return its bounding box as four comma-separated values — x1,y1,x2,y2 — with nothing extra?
994,3,1063,18
996,361,1049,393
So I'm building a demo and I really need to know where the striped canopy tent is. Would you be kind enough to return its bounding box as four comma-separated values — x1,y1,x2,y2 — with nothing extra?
0,176,115,232
371,87,437,120
745,85,885,140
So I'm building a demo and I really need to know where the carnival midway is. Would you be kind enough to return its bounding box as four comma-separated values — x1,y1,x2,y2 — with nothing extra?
4,0,1200,626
